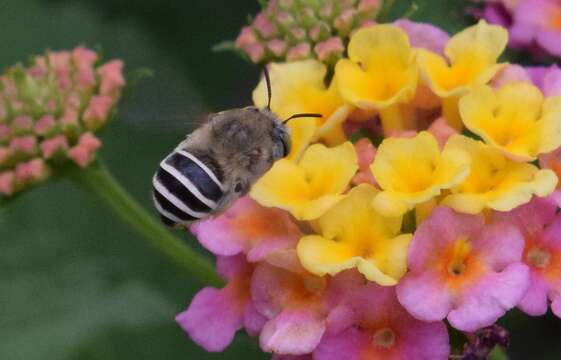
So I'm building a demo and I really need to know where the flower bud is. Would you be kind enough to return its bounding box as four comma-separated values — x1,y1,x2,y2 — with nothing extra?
314,36,344,63
287,43,312,61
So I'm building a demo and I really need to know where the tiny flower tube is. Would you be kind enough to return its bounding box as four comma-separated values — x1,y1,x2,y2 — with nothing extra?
314,279,450,360
351,138,377,186
493,197,561,318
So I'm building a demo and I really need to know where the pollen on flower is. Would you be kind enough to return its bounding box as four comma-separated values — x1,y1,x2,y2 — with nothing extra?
0,47,125,198
526,247,551,268
372,328,396,349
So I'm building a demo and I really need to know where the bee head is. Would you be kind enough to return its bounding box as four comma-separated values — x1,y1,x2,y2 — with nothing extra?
208,107,287,173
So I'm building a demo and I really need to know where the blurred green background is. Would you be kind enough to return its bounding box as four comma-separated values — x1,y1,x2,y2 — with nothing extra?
1,0,560,359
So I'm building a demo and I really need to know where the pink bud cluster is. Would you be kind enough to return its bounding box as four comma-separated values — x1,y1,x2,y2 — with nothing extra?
235,0,381,64
0,47,125,198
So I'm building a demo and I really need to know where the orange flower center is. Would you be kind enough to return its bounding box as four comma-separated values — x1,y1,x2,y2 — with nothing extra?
446,237,471,277
547,9,561,31
372,328,396,349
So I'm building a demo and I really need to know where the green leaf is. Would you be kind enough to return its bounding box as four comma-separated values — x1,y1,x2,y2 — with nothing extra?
489,346,510,360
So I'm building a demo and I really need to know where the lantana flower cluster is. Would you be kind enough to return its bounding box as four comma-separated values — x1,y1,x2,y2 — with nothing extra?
473,0,561,59
234,0,382,64
0,47,125,198
178,20,561,358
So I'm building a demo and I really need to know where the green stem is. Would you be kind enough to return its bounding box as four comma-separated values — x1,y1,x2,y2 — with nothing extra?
70,159,223,287
378,0,396,22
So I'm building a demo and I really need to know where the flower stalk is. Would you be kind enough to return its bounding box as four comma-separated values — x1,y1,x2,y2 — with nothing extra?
70,159,223,287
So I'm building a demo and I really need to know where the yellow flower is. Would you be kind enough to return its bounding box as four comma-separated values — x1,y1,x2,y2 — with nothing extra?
371,131,471,217
442,135,558,214
297,184,412,285
460,82,561,162
417,20,508,129
250,142,357,220
253,60,351,160
335,25,418,133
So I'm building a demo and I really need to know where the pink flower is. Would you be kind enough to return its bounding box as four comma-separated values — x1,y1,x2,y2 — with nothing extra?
394,19,450,55
478,2,512,28
493,197,561,317
314,280,449,360
176,255,264,352
509,0,561,57
492,64,531,88
190,197,302,263
251,265,361,355
526,65,561,96
396,206,530,331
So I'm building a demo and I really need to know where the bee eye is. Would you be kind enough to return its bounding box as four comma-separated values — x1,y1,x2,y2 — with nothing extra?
280,132,290,157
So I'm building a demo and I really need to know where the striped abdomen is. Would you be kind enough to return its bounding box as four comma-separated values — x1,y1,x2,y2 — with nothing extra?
152,149,225,226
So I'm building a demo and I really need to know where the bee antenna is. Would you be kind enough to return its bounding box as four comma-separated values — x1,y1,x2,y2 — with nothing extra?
263,66,272,110
282,113,323,125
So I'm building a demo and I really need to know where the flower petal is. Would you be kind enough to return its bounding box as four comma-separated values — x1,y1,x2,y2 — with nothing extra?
445,20,507,64
260,308,326,355
176,284,246,352
448,263,530,331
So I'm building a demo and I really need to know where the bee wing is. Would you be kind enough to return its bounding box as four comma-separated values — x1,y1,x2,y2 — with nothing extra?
120,71,210,133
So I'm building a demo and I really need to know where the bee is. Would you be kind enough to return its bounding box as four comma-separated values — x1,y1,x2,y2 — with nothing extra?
152,69,321,227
